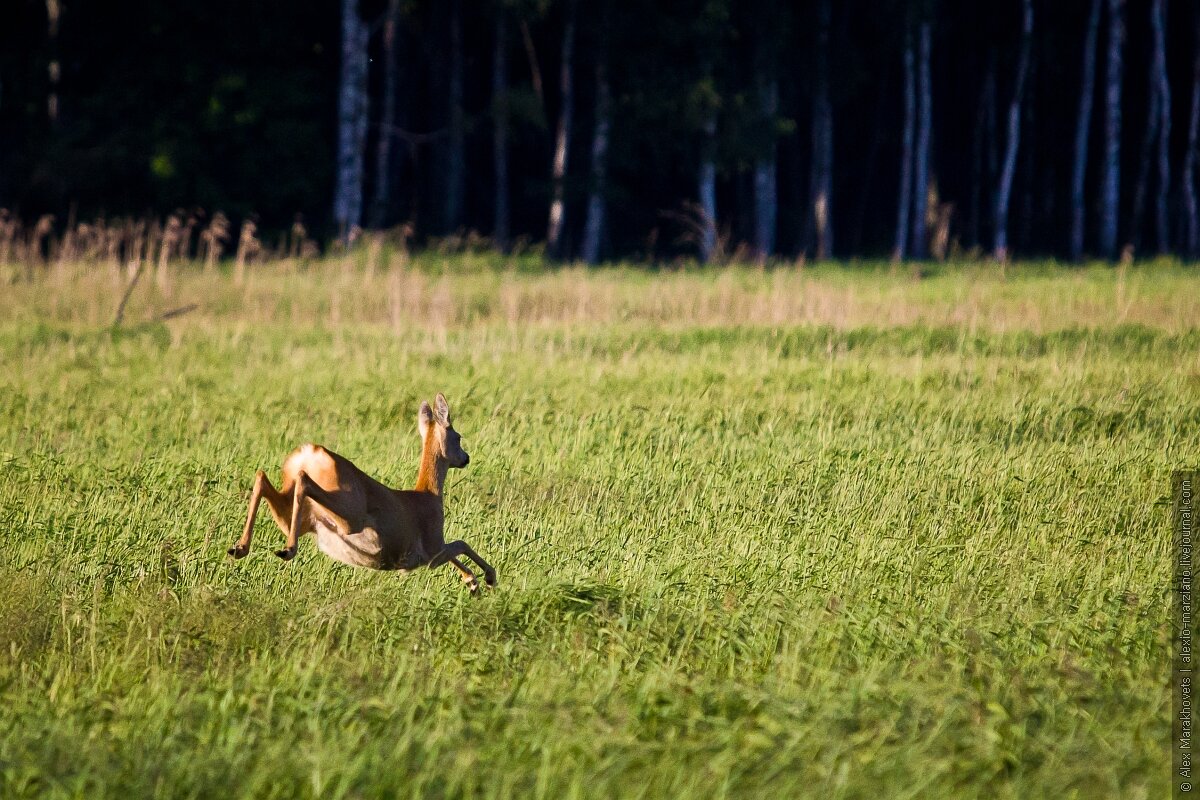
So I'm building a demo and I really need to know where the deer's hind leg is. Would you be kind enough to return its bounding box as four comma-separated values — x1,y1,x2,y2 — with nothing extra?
228,470,291,559
274,470,360,561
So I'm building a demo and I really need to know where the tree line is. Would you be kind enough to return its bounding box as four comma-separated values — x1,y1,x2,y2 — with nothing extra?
3,0,1200,262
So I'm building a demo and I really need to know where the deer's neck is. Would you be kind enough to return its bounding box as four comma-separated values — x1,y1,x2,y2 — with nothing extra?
414,428,447,496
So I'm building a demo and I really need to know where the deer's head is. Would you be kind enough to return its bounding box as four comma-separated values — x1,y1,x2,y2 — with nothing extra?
419,392,470,469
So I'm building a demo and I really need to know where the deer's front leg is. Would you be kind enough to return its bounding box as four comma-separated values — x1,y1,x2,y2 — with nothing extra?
430,541,496,590
452,541,497,588
448,556,480,594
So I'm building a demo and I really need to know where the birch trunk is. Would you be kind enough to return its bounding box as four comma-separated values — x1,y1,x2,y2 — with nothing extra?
809,0,833,259
1099,0,1125,259
493,9,510,249
993,0,1033,262
369,0,401,230
1069,0,1102,260
698,111,718,262
333,0,370,240
547,0,576,259
1184,51,1200,254
1152,0,1171,253
753,79,778,259
581,54,611,265
910,20,932,260
46,0,61,124
444,0,466,232
893,33,915,262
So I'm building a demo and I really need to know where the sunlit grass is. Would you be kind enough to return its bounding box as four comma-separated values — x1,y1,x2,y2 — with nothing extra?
0,258,1187,798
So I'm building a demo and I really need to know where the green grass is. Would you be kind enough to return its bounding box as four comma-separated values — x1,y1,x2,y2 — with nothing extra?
0,259,1187,798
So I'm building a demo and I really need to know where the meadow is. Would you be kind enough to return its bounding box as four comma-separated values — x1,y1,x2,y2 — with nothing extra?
0,253,1192,798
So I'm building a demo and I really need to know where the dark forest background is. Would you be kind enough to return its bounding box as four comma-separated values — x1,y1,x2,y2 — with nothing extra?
2,0,1198,262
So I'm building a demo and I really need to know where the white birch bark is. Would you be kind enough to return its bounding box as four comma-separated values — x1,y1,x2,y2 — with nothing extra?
333,0,369,240
1184,52,1200,254
46,0,61,124
369,0,401,229
698,111,718,262
893,35,915,262
910,21,932,259
810,0,833,260
1069,0,1102,261
753,79,778,259
1099,0,1125,259
993,0,1033,262
1151,0,1172,253
547,0,576,259
581,54,611,265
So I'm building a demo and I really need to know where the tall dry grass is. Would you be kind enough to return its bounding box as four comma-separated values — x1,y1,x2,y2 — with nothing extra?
3,254,1198,335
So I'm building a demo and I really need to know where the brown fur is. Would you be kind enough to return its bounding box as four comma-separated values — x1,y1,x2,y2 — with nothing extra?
227,393,496,592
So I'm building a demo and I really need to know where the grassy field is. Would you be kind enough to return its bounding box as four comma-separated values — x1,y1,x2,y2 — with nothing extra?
0,257,1191,798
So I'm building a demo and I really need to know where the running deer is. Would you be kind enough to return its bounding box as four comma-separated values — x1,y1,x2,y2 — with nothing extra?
227,393,496,592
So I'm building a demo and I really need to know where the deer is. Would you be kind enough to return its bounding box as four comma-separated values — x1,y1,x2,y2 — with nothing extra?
226,393,496,593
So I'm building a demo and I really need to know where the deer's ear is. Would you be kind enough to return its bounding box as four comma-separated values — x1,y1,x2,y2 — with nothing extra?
434,392,451,426
418,400,434,436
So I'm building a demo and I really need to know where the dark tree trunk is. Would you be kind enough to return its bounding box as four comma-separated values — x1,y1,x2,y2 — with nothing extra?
1017,56,1036,252
910,20,932,260
893,32,915,262
1130,69,1160,254
369,0,401,230
444,0,466,232
750,10,778,260
1131,0,1171,255
520,20,545,111
986,52,1000,210
492,8,510,249
46,0,60,124
968,61,996,250
581,51,611,265
752,77,778,259
698,110,718,262
1069,0,1102,261
809,0,833,260
1099,0,1125,259
851,81,887,254
333,0,370,239
1151,0,1171,253
1184,49,1200,255
547,0,576,259
994,0,1033,262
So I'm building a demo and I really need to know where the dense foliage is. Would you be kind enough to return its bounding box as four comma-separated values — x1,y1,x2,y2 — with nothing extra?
2,0,1200,259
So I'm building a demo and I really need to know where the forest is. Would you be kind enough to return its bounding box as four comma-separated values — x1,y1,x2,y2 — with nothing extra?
2,0,1198,263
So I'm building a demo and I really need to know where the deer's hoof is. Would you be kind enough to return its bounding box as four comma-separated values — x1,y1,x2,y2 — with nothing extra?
227,545,249,560
274,548,296,561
